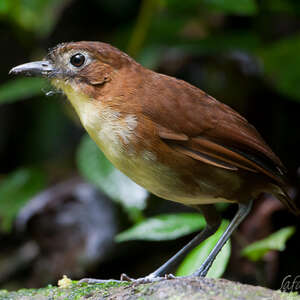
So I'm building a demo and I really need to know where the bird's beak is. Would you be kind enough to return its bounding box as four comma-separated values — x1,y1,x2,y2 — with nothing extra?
9,60,54,77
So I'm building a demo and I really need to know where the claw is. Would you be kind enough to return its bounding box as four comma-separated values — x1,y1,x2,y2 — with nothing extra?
120,273,176,284
79,278,122,284
164,274,176,280
193,265,209,277
120,273,134,282
121,273,160,284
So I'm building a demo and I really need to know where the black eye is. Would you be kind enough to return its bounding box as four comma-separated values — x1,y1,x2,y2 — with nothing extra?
70,53,85,67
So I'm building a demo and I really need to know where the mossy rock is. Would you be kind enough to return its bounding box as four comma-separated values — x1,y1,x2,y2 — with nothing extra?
0,277,298,300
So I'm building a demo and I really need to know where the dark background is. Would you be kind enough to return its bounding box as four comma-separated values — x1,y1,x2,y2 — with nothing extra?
0,0,300,292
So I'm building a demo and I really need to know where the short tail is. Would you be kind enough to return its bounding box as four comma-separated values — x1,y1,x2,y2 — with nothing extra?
275,186,300,216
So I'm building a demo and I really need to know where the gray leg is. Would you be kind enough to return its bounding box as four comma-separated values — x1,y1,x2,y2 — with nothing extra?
193,200,253,277
146,204,221,279
81,205,222,284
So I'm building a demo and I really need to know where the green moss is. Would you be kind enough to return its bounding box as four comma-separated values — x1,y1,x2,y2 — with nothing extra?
0,280,130,300
280,291,300,300
0,278,298,300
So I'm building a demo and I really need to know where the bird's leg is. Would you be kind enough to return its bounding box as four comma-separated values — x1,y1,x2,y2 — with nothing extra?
79,202,252,284
80,205,222,284
121,204,222,283
194,200,253,277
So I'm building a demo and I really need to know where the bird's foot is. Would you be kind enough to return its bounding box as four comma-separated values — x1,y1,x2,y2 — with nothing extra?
79,273,176,285
192,265,208,277
120,273,175,284
78,278,122,284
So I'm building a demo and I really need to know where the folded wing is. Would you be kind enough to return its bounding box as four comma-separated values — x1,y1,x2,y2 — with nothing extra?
142,72,287,186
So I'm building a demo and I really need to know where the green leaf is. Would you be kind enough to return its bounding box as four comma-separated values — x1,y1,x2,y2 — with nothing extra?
0,78,47,104
0,0,10,14
136,31,261,68
261,0,300,14
203,0,258,15
116,213,206,242
0,168,46,232
77,134,148,213
241,226,295,262
5,0,69,36
258,35,300,101
162,0,201,12
176,220,231,278
162,0,257,15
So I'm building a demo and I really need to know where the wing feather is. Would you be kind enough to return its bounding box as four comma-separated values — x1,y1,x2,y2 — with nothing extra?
140,71,287,186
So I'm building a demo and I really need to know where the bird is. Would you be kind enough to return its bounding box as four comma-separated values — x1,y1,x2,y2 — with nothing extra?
9,41,299,282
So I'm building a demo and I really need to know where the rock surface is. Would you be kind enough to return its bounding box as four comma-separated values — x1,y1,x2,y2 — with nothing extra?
0,277,298,300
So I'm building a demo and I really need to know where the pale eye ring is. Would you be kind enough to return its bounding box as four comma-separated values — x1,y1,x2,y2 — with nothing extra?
70,53,85,67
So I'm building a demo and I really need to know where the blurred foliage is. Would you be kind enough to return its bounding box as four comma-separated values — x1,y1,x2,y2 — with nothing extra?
0,168,46,231
0,0,69,36
77,134,147,222
162,0,257,15
258,36,300,102
242,226,296,262
176,220,231,278
261,0,300,13
127,0,161,58
0,78,46,104
201,0,257,15
115,213,206,242
116,215,230,278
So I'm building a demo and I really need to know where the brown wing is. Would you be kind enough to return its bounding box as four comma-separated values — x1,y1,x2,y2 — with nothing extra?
141,71,287,186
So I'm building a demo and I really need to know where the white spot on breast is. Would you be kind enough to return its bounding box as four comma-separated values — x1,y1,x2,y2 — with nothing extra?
125,115,137,131
143,150,156,161
80,104,101,128
117,114,137,144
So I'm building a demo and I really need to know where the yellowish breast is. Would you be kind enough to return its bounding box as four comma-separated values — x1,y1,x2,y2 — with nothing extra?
52,79,233,205
52,79,136,159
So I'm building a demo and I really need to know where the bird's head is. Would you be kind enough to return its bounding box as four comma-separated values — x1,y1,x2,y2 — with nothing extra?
9,41,144,151
9,41,135,99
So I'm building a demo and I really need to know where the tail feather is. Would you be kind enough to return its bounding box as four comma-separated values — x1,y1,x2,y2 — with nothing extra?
275,187,300,216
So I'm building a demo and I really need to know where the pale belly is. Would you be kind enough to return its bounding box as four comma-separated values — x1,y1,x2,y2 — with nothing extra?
117,155,232,205
59,85,234,205
90,128,232,205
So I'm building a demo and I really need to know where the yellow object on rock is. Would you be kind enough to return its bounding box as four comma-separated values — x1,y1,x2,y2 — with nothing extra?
58,275,72,289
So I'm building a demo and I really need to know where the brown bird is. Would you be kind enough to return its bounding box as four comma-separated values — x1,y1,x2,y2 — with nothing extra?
9,41,299,282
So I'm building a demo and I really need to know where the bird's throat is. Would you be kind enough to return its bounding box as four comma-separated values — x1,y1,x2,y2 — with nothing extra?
51,79,138,161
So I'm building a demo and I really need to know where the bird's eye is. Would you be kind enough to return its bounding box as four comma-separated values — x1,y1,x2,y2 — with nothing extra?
70,53,85,67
